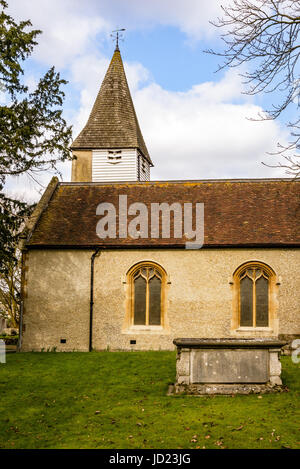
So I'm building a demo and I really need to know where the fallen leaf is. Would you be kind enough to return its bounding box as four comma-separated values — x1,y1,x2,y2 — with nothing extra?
233,425,244,431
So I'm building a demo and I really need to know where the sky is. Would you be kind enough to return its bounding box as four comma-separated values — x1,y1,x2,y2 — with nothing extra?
4,0,293,201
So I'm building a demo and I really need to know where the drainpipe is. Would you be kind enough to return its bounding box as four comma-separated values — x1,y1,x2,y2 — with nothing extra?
18,246,27,352
89,247,101,352
18,301,23,352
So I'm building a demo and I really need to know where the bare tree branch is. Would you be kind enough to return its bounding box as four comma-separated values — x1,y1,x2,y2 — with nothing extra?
206,0,300,177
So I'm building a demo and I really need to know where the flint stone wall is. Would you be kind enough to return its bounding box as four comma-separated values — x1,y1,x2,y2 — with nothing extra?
21,249,300,352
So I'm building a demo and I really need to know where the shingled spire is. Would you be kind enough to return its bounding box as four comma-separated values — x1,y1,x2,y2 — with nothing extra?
71,46,153,182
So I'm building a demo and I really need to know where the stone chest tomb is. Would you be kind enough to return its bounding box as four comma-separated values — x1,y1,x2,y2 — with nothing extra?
173,338,286,394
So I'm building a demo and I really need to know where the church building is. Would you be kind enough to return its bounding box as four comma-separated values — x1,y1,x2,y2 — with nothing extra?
19,46,300,352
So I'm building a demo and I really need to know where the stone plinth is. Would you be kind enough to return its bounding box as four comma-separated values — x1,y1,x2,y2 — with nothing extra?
173,338,287,395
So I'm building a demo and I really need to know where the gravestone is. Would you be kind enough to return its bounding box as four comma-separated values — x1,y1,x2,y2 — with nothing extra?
0,318,6,333
0,339,5,364
173,338,286,395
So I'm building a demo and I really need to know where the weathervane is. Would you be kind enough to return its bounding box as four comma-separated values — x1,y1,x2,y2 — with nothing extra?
111,28,126,51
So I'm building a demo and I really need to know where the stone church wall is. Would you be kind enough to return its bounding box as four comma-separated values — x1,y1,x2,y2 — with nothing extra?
21,248,300,351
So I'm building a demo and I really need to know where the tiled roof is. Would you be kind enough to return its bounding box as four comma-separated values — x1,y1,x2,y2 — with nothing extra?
71,48,152,165
26,179,300,248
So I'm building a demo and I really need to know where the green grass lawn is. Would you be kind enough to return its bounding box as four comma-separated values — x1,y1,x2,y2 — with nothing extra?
0,352,299,449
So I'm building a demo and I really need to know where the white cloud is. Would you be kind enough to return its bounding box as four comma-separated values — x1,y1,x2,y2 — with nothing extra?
5,61,287,203
3,0,288,202
70,64,286,181
4,172,55,203
132,71,286,179
88,0,230,41
7,0,111,67
6,0,228,69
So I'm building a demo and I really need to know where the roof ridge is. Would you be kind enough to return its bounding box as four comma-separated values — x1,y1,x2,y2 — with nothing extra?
59,177,300,186
19,176,59,249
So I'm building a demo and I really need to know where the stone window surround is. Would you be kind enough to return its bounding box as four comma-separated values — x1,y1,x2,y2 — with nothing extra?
121,259,279,336
230,260,279,336
122,260,171,335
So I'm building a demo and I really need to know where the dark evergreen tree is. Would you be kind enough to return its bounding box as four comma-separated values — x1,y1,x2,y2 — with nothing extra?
0,0,72,322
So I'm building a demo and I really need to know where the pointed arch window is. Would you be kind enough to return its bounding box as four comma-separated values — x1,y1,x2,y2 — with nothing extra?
239,267,269,327
133,266,162,325
127,262,167,328
234,262,276,329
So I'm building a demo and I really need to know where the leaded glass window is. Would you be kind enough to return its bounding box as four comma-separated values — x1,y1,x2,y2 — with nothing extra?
132,266,163,326
239,266,269,327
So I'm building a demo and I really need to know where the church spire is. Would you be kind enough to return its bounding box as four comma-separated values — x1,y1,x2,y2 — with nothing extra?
71,46,152,167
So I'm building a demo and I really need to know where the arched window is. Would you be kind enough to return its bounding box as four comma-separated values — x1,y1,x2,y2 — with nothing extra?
234,262,276,328
128,262,166,327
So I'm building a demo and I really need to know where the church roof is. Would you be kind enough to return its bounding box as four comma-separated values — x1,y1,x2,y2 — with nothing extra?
71,48,152,165
24,178,300,248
